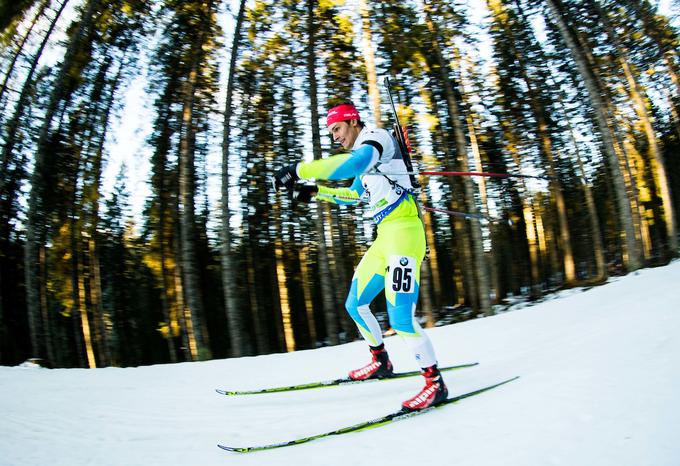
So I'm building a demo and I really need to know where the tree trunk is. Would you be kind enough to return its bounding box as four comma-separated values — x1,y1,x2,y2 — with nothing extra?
273,200,295,352
68,120,97,368
423,3,492,315
38,245,55,365
533,196,552,281
545,0,642,271
597,0,677,254
552,74,607,280
154,98,178,362
418,256,436,327
420,191,442,303
505,123,543,297
178,115,206,359
328,211,355,341
498,0,576,284
220,0,246,358
172,251,195,361
428,90,473,306
159,223,177,362
77,245,96,368
358,0,381,126
89,236,109,365
609,113,650,260
415,88,444,310
570,136,607,280
471,139,501,302
527,89,575,284
523,195,542,296
246,244,266,354
307,0,338,345
178,9,210,359
89,54,126,366
623,138,653,258
539,128,575,284
463,85,502,302
420,193,441,324
24,0,99,360
298,245,318,346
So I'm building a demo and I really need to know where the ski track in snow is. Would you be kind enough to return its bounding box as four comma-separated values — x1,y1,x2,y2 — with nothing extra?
1,261,679,465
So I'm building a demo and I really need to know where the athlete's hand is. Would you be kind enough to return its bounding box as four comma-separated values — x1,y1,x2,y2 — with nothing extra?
272,163,299,192
291,184,318,203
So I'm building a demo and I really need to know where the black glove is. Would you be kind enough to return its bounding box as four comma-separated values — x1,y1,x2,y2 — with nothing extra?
272,163,299,192
291,184,318,203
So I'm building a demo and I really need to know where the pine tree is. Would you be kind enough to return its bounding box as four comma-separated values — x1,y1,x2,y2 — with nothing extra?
594,0,678,255
487,0,577,285
0,0,49,110
545,0,643,271
358,0,381,126
423,0,492,315
24,0,103,361
220,0,246,357
176,0,219,361
306,0,339,345
1,0,69,262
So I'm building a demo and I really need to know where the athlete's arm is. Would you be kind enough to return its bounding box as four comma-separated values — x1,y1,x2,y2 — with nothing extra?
297,143,380,181
314,177,364,205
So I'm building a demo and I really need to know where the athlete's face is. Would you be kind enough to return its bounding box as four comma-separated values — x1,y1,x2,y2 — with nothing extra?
328,120,361,150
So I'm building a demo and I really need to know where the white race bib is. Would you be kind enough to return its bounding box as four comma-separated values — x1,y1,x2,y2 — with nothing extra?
387,255,416,294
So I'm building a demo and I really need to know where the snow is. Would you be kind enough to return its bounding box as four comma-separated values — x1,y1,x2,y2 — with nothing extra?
2,261,679,466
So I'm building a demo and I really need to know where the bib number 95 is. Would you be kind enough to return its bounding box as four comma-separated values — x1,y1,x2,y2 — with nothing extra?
388,256,416,293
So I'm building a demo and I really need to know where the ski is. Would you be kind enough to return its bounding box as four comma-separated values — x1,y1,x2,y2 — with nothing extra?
215,362,479,396
218,375,519,452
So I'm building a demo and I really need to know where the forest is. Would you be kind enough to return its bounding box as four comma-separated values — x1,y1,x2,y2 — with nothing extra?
0,0,678,368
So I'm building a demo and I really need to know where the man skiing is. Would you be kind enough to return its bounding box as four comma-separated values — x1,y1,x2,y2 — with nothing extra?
273,102,447,411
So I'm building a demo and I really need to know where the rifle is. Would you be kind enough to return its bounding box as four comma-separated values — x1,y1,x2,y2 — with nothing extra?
383,76,420,189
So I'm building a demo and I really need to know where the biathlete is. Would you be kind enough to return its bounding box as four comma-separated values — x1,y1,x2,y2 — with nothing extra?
273,102,447,411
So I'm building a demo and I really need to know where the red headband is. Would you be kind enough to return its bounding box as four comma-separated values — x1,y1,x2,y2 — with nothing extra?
326,104,361,127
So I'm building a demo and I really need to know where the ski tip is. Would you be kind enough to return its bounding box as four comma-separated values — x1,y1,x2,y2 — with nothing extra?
485,375,520,388
217,444,248,452
215,388,247,396
485,375,521,391
442,361,479,370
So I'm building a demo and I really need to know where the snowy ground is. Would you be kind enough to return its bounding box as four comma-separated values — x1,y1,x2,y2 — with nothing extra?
2,261,679,466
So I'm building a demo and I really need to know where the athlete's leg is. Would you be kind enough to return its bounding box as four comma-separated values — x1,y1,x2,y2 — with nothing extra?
381,219,438,368
345,241,395,379
380,218,447,409
344,242,386,347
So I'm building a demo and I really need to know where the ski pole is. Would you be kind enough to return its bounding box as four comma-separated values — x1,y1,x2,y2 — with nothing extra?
370,170,552,181
313,191,510,225
422,206,512,225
